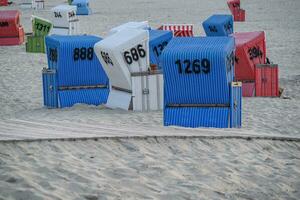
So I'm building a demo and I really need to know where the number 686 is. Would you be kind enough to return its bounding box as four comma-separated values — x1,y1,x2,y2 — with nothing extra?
123,44,146,65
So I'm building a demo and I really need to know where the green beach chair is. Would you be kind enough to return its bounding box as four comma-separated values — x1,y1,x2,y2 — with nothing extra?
26,16,52,53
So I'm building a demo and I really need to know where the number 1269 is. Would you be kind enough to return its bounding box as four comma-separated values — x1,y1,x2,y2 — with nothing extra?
175,59,211,74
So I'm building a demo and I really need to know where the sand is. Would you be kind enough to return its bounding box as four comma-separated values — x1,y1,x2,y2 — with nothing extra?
0,138,300,200
0,0,300,199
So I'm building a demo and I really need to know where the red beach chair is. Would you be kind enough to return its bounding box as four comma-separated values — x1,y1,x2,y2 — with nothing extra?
0,0,8,6
227,0,246,22
227,0,240,13
232,31,266,96
0,10,24,45
233,31,266,81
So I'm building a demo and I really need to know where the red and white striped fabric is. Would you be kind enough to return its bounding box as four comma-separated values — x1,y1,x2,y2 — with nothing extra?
157,24,194,37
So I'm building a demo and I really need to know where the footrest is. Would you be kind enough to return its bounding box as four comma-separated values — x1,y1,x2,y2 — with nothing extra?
0,27,24,46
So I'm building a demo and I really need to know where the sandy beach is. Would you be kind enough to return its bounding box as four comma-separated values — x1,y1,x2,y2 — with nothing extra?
0,0,300,199
1,138,300,199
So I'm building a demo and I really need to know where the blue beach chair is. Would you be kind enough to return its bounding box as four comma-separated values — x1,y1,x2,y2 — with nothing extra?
43,35,109,108
162,37,241,128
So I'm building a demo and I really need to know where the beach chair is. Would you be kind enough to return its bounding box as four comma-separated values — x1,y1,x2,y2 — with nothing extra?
232,31,266,96
32,0,44,9
0,10,24,46
26,15,52,53
202,14,233,37
0,0,8,6
95,28,163,111
71,0,91,15
227,0,245,22
158,24,194,37
50,5,79,35
162,37,241,128
43,35,109,108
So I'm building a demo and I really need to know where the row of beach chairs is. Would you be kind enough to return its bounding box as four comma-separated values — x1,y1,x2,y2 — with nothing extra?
0,0,279,129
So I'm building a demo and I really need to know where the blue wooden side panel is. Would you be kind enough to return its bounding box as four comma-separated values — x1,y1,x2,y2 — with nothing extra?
162,37,235,105
230,83,242,128
149,30,173,69
42,68,58,108
226,50,235,84
164,107,229,128
202,15,233,37
45,37,59,70
58,88,109,108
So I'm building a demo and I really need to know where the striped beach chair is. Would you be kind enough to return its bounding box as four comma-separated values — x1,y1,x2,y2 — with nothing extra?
157,24,194,37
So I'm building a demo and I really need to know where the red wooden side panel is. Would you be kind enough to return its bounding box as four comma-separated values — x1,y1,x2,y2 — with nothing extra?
255,68,262,96
255,64,279,97
235,44,254,81
157,24,194,37
233,31,266,81
271,66,279,96
0,0,8,6
242,81,255,97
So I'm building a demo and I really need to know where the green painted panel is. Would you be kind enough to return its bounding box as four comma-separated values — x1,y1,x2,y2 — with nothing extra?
26,36,46,53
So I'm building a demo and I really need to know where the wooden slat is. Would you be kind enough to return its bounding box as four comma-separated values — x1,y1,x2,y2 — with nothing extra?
112,86,132,93
58,84,108,91
166,103,230,108
131,70,162,77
